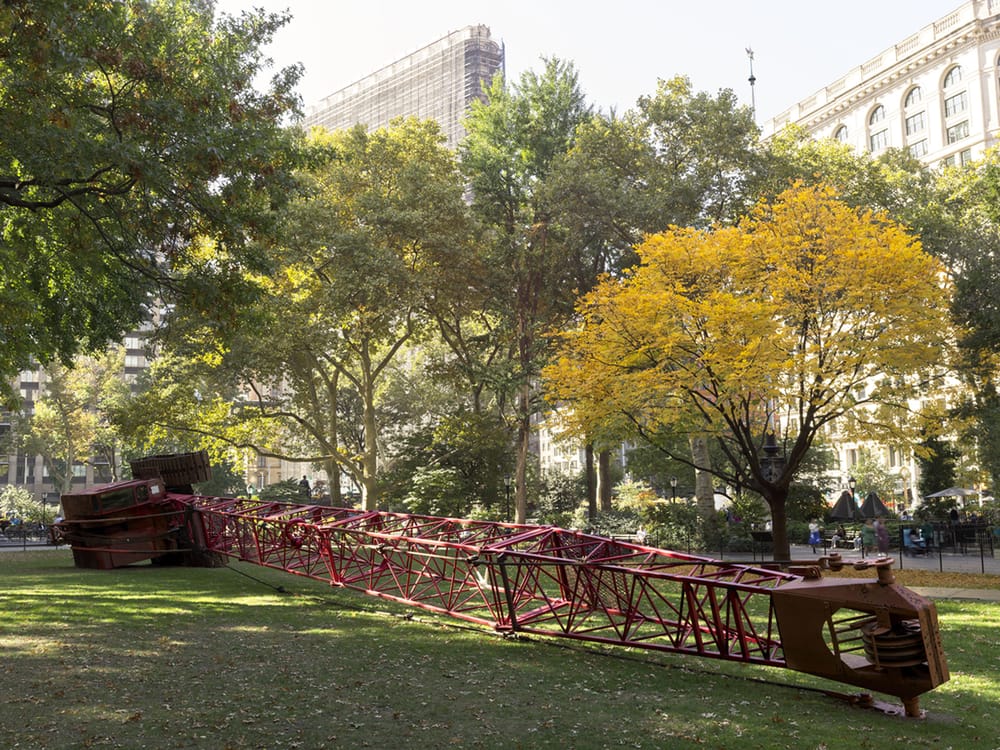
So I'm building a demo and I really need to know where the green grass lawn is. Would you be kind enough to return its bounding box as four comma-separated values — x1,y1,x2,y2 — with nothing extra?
1,549,998,749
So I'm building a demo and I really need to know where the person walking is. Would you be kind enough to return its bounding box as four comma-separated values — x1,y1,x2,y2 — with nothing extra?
808,520,822,553
860,519,876,556
874,516,890,557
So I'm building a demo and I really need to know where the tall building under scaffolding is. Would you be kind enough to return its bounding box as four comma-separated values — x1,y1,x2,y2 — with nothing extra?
303,25,504,149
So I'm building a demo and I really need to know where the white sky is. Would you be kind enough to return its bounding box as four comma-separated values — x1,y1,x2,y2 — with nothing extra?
214,0,960,124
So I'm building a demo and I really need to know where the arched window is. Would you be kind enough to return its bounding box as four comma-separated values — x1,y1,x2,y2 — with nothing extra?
942,65,968,126
903,87,926,140
868,105,888,152
944,65,963,89
834,125,848,143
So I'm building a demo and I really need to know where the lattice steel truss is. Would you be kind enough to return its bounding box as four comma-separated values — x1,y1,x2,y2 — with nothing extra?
52,458,949,719
180,495,947,716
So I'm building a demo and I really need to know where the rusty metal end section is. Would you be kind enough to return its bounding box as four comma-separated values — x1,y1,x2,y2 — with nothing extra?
772,555,949,716
54,478,186,569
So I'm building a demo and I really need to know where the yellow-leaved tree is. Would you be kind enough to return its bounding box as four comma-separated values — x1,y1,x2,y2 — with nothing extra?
544,183,953,559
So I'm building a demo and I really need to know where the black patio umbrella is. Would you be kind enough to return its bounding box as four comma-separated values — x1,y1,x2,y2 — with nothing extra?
859,491,890,518
829,490,860,521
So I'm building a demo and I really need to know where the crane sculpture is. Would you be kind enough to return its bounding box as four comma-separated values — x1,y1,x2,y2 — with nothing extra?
52,452,948,718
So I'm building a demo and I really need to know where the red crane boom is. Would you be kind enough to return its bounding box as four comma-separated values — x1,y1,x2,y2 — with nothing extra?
52,453,948,717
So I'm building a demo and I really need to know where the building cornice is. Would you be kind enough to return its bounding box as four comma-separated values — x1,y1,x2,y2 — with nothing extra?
764,1,1000,136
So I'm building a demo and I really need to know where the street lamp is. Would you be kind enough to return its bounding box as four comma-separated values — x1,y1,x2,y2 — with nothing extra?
760,432,785,483
848,476,857,500
670,476,678,502
503,474,512,522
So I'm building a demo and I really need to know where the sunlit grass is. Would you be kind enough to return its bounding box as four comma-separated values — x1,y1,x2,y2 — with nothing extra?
2,549,999,749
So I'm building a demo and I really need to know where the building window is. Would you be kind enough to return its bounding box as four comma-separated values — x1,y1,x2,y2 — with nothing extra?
834,125,848,142
943,65,963,89
904,86,922,108
946,120,969,144
943,148,973,168
905,111,926,135
944,91,967,117
908,140,928,157
868,105,888,152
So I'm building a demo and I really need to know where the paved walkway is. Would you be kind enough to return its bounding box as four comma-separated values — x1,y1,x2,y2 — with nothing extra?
909,586,1000,601
787,542,1000,573
785,543,1000,601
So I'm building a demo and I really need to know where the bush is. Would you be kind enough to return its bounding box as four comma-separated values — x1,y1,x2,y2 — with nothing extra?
583,508,643,537
639,501,701,552
256,479,305,504
401,466,469,518
0,485,55,524
530,471,586,527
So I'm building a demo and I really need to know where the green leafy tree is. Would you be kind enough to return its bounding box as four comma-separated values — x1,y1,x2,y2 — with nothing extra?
122,120,472,510
932,151,1000,491
192,460,248,499
846,453,896,508
916,435,959,499
542,76,765,514
0,0,302,402
459,58,592,523
531,471,587,527
631,76,766,228
380,408,512,518
0,485,55,525
762,131,999,491
17,348,130,492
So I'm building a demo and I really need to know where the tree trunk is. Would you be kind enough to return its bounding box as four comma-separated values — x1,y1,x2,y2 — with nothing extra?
515,381,531,524
360,350,379,511
585,444,597,523
597,449,612,512
514,414,531,523
689,435,715,516
322,458,340,506
767,488,791,561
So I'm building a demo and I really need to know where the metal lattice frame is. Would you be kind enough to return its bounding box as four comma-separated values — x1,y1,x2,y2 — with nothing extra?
180,496,949,716
53,457,949,716
189,497,801,662
50,485,950,717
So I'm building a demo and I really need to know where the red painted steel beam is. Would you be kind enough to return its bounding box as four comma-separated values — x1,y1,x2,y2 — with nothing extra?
181,495,947,715
53,478,948,717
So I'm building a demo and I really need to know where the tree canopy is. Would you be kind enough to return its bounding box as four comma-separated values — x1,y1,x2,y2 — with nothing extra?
0,0,302,401
544,183,953,558
121,120,473,510
459,58,592,522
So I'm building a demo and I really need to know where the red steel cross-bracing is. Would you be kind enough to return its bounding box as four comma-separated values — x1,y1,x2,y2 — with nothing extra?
187,495,791,661
53,469,949,718
179,494,947,717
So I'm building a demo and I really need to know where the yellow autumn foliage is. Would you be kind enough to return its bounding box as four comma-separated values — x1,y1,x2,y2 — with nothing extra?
544,183,952,452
